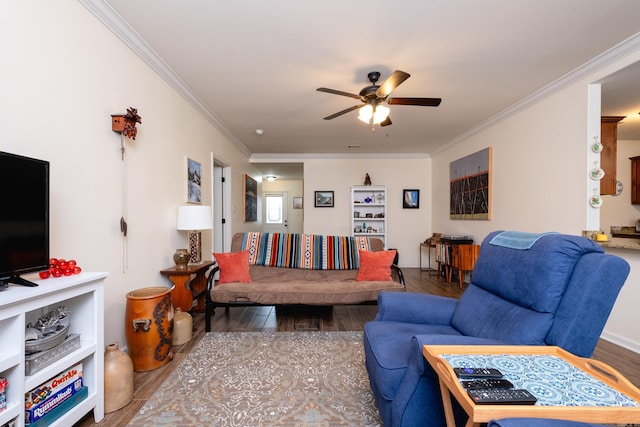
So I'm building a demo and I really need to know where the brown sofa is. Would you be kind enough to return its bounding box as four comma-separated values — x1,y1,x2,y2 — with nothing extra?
204,232,405,331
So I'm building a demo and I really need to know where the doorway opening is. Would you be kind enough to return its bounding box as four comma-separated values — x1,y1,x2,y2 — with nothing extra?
212,156,231,253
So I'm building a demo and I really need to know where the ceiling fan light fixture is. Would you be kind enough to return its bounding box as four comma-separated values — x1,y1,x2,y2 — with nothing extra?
319,70,440,126
358,104,373,123
358,104,390,125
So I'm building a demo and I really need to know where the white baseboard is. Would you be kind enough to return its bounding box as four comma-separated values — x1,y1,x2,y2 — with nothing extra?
600,330,640,354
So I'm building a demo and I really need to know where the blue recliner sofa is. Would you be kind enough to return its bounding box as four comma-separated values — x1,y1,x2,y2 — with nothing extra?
364,231,630,427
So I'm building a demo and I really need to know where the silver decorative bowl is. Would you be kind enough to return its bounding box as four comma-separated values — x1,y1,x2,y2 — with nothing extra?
25,322,71,354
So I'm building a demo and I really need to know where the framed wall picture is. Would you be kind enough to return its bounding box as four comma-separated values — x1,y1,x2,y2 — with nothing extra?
242,173,257,222
293,196,303,209
186,158,202,204
450,147,492,220
403,189,420,209
314,191,334,207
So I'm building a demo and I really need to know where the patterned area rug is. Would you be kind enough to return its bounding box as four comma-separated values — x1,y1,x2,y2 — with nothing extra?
127,331,382,426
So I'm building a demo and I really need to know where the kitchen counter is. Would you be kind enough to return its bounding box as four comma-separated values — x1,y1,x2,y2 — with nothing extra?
598,237,640,250
582,230,640,251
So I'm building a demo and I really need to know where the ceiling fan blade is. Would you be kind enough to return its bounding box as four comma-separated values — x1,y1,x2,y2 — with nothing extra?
376,70,411,98
380,116,392,127
323,104,362,120
387,97,442,107
316,87,360,100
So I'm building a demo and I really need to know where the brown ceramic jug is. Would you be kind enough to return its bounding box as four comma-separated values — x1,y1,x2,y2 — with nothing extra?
104,341,134,413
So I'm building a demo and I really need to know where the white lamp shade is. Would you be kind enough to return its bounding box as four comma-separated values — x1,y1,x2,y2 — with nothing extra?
177,205,213,230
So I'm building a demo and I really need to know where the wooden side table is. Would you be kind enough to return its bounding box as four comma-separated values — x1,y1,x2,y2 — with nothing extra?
419,242,437,273
160,261,215,313
423,344,640,427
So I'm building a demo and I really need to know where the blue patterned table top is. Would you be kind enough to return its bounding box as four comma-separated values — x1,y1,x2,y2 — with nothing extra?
441,354,639,407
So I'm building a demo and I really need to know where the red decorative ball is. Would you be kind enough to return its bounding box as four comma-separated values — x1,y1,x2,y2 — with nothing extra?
48,257,82,277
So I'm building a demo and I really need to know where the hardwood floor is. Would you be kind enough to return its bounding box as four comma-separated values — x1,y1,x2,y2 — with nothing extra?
75,267,640,426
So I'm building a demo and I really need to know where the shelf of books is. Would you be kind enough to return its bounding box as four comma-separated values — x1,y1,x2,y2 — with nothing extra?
351,185,387,248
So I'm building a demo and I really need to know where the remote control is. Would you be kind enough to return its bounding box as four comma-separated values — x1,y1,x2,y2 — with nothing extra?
453,367,503,378
467,388,537,405
461,379,514,390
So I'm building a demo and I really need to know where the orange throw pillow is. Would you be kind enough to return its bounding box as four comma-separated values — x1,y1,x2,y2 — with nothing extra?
356,249,397,281
213,251,252,284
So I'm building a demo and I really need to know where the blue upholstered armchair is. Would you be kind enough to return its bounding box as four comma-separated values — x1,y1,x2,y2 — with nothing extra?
364,231,630,427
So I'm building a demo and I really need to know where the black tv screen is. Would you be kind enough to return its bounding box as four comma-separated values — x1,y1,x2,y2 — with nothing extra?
0,151,49,287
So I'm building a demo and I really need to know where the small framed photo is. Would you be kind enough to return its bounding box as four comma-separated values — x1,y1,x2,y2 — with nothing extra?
186,158,202,204
403,189,420,209
293,196,303,209
314,191,334,207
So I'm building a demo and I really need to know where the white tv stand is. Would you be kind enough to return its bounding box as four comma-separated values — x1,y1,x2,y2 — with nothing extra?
0,272,107,426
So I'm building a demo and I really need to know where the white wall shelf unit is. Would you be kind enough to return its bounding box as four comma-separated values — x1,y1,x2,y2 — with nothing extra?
351,185,387,248
0,272,107,427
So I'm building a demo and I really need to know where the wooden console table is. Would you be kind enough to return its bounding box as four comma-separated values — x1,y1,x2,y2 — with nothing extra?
160,261,215,313
423,345,640,427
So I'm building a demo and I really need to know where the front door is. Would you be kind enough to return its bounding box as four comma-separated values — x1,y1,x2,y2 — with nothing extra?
263,192,288,233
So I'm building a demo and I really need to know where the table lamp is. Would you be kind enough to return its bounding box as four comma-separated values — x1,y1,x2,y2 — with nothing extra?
176,205,213,264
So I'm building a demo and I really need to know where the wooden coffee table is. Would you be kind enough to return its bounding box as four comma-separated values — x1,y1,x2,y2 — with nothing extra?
423,345,640,427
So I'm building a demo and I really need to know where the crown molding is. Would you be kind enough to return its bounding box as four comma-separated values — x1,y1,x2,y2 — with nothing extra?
432,32,640,156
78,0,251,157
250,152,431,162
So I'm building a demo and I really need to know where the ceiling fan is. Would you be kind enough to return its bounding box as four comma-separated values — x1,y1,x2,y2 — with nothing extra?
316,70,441,127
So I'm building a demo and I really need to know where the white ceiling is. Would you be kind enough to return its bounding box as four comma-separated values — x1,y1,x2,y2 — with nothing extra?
87,1,640,179
600,61,640,139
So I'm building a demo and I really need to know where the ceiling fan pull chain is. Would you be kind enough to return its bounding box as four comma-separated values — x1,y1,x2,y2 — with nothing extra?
372,105,377,129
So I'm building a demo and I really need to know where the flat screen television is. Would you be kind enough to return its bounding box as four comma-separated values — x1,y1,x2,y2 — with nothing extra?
0,151,50,288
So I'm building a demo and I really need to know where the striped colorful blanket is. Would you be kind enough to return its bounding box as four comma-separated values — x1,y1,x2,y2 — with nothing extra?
240,232,372,270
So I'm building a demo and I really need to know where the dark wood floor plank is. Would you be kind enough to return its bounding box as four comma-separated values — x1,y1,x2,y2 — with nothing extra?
592,337,640,387
246,306,273,331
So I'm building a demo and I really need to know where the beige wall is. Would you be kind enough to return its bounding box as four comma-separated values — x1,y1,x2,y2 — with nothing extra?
431,83,589,238
429,48,640,353
1,2,260,347
303,156,431,266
